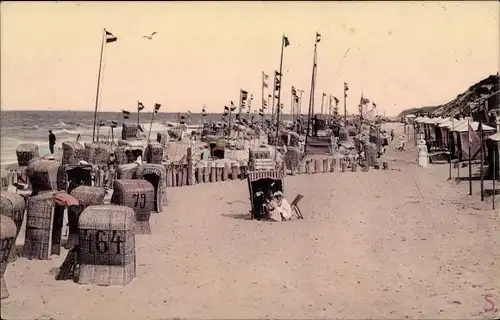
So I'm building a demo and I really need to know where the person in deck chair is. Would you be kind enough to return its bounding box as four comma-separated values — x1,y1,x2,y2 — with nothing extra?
267,191,292,222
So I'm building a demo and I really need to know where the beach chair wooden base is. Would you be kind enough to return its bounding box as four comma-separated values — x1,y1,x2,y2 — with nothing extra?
290,194,304,219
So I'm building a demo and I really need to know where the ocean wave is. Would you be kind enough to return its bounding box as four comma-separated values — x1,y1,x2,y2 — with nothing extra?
52,129,81,135
54,121,69,128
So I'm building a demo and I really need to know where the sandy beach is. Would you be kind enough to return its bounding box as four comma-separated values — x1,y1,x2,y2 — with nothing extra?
1,123,498,320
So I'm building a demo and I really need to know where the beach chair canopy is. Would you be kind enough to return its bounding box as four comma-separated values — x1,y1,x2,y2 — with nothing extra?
55,192,79,207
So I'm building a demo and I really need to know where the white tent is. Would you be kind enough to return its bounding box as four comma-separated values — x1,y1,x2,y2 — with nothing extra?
442,118,469,129
487,132,500,142
453,121,495,160
453,121,495,132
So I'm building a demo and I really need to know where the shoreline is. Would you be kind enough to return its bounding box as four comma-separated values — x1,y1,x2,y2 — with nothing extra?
1,123,499,319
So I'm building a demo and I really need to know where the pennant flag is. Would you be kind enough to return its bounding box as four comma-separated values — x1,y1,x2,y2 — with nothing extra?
122,110,130,119
263,72,269,88
283,35,290,47
262,99,268,107
154,103,161,113
292,86,297,97
230,101,237,111
241,90,248,101
224,106,230,111
322,92,327,97
105,30,117,43
202,105,207,117
110,120,118,128
468,121,479,144
138,101,145,111
274,71,281,91
344,82,349,97
259,108,264,116
467,121,481,158
316,32,321,43
333,96,339,104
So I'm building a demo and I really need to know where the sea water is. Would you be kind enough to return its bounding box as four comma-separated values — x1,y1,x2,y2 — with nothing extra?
0,110,287,168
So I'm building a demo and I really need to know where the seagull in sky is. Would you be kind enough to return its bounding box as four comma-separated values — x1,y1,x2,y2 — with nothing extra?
143,32,158,40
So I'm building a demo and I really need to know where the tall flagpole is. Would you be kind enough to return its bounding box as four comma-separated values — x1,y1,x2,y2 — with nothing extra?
344,83,348,125
275,35,286,162
267,94,271,129
137,101,141,127
271,72,277,125
321,93,325,115
298,90,304,119
305,35,318,147
228,104,233,139
261,72,265,127
92,28,106,143
239,90,243,115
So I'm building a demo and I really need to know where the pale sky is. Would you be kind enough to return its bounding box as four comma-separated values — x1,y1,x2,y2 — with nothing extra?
1,1,499,116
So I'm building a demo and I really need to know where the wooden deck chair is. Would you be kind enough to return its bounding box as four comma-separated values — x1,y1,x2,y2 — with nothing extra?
290,194,304,219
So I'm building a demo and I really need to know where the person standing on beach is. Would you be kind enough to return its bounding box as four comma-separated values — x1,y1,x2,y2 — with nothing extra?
201,145,211,161
48,130,56,154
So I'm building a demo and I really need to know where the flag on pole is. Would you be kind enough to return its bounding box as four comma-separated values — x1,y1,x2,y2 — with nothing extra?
274,71,281,91
240,90,249,109
99,120,106,127
110,120,118,128
316,32,321,43
223,106,229,116
344,82,349,97
372,102,377,108
263,72,269,88
467,121,481,158
262,99,268,108
259,108,264,116
154,103,161,114
292,86,297,97
333,96,339,104
202,105,207,117
122,110,130,119
105,30,118,43
230,101,237,111
138,101,145,111
283,35,290,47
361,97,370,104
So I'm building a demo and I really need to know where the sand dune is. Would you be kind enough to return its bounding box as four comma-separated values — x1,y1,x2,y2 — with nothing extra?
1,124,499,319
